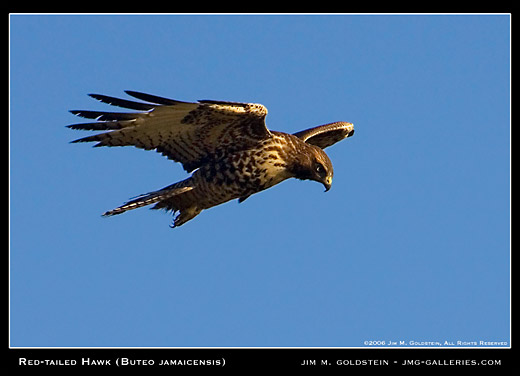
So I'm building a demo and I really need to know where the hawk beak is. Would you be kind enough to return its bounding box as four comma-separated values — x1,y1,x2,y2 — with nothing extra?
323,176,332,192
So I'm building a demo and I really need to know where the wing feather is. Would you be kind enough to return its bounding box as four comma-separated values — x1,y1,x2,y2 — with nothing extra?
89,93,155,111
69,110,140,121
293,121,354,149
124,90,189,106
68,91,271,172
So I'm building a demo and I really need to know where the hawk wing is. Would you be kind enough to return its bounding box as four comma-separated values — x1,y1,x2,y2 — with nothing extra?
68,91,271,172
293,121,354,149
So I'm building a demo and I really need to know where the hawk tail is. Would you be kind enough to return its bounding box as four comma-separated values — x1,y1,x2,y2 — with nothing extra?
102,185,194,217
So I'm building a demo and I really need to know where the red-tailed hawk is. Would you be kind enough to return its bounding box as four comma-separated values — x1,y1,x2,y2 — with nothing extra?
69,91,354,227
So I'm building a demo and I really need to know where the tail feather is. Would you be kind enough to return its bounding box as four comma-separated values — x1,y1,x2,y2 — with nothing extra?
102,185,193,217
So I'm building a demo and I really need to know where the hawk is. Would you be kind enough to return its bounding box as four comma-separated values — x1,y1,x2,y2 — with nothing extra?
68,91,354,227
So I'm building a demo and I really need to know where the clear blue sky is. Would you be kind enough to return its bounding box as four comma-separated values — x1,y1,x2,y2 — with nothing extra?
10,14,510,348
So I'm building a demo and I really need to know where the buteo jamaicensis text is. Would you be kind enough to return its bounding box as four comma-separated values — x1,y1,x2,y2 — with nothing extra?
69,91,354,227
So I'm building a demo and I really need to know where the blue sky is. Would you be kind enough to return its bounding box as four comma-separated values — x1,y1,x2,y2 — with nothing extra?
10,14,510,348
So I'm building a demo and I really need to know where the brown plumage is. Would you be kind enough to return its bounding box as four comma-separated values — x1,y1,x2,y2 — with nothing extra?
68,91,354,227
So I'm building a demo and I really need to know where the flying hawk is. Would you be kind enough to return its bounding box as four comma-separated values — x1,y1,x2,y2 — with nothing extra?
68,91,354,227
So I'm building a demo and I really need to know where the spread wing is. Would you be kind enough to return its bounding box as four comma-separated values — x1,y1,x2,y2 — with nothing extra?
68,91,271,172
293,121,354,149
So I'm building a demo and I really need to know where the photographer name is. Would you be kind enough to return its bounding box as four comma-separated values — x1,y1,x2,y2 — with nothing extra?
363,340,508,347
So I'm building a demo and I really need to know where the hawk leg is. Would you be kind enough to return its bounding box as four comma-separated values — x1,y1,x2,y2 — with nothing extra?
171,206,202,228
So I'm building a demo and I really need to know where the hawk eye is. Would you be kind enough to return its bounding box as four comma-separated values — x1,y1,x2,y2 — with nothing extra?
315,162,325,176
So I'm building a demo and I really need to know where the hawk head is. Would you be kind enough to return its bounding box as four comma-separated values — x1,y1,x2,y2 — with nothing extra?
291,144,334,192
